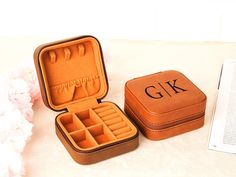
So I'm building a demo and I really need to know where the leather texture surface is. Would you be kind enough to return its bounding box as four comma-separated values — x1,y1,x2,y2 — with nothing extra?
34,36,139,164
124,70,207,140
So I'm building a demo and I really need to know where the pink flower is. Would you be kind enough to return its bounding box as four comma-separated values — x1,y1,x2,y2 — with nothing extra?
0,61,40,177
10,66,41,104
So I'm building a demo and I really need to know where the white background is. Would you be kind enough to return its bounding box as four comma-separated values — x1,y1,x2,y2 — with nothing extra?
1,0,236,41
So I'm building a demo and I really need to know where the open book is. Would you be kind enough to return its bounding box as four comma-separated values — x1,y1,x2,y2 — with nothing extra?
209,59,236,153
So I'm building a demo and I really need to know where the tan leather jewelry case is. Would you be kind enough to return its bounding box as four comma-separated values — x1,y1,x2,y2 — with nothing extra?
124,70,206,140
34,36,138,164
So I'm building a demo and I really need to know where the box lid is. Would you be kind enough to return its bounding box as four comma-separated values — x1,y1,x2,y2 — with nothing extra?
125,70,206,126
34,36,108,111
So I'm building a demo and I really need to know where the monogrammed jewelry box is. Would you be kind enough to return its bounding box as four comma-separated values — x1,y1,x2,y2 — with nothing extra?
124,70,207,140
34,36,138,164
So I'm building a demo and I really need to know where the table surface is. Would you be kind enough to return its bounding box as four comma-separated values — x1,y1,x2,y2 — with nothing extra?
2,37,236,177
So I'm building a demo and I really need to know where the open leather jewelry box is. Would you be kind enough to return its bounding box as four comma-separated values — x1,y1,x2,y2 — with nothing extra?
34,36,139,164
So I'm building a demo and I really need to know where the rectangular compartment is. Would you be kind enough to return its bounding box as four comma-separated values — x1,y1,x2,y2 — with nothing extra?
88,124,116,144
70,130,97,149
59,113,84,133
76,109,101,127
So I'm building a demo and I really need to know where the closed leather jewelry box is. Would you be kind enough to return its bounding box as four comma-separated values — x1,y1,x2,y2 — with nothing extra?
34,36,139,164
124,70,207,140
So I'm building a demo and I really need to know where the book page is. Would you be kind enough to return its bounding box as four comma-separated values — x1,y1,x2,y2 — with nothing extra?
209,59,236,153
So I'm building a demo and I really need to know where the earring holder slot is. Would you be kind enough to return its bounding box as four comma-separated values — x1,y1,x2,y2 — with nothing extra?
49,51,57,63
64,47,71,60
78,44,85,56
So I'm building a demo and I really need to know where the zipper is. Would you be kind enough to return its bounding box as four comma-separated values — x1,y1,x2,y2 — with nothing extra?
153,112,205,129
125,102,205,130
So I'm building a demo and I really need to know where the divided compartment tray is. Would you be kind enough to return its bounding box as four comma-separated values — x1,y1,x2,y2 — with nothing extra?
35,36,139,164
57,102,136,151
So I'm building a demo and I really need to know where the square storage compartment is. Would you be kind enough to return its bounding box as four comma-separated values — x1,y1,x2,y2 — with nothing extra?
88,124,115,144
59,113,84,133
76,109,101,127
70,130,97,149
